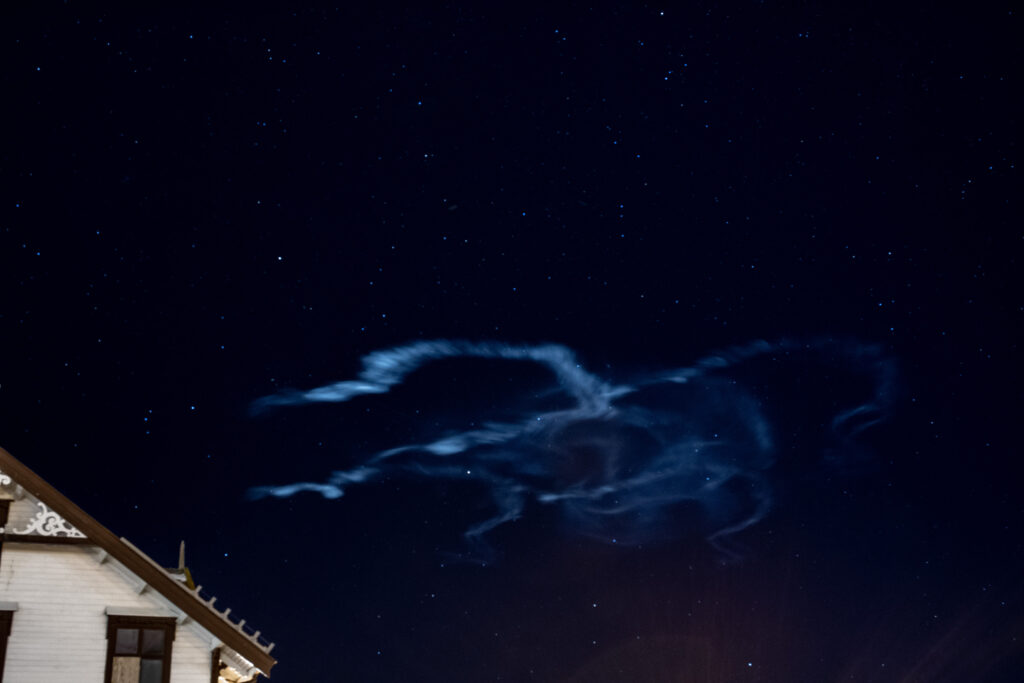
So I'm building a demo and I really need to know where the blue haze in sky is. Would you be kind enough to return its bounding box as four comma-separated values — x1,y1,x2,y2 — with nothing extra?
250,338,898,558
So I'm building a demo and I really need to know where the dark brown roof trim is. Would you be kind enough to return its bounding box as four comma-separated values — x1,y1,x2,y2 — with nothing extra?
0,446,276,676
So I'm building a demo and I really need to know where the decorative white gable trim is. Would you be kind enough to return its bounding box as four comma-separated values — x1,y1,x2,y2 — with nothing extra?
0,468,26,500
6,500,86,538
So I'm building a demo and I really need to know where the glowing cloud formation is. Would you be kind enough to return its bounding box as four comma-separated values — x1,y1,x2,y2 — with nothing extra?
249,339,898,557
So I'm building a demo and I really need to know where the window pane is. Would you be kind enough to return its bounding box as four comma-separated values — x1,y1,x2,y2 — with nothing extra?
114,628,139,655
140,658,163,683
111,656,140,683
141,628,165,655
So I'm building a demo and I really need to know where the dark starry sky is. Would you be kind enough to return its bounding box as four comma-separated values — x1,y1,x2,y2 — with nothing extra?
1,3,1021,681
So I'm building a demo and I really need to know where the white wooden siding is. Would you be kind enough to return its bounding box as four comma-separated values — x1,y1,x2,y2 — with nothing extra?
0,543,213,683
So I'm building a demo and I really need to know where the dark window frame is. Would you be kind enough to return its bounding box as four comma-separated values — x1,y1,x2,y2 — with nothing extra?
104,615,175,683
0,499,10,566
0,609,12,683
0,499,12,683
210,646,222,683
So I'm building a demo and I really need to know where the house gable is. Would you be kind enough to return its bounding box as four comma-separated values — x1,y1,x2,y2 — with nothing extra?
0,447,276,678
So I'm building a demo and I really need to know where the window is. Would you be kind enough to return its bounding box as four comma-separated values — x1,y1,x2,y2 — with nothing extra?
105,616,175,683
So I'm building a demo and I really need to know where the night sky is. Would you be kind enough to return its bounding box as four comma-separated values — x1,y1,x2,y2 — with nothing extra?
2,4,1021,682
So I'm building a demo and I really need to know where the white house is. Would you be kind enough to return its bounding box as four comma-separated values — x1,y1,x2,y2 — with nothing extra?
0,446,277,682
